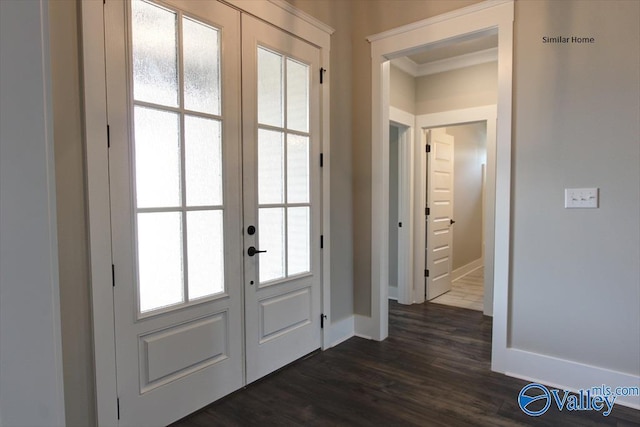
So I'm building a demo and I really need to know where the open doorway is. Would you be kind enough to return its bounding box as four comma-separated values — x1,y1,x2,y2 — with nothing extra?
414,105,497,315
366,1,514,372
426,122,487,312
389,125,401,301
387,99,497,315
385,32,498,315
388,108,414,305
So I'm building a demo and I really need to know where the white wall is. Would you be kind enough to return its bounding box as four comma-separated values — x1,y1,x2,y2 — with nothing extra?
510,0,640,376
0,0,66,425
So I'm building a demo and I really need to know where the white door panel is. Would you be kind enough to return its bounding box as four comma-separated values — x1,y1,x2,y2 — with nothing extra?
426,128,454,300
107,0,243,425
242,14,322,384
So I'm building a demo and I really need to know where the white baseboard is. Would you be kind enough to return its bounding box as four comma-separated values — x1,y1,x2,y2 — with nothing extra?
328,315,355,348
452,258,483,281
388,285,398,301
503,347,640,410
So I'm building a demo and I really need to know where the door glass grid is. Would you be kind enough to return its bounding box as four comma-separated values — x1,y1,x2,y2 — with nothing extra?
257,47,311,284
131,0,225,314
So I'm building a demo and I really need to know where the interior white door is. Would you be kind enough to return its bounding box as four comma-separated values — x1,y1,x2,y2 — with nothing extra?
426,128,454,300
106,1,243,425
241,14,323,383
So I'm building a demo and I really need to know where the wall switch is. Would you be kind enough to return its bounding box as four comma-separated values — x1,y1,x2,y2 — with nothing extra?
565,188,598,208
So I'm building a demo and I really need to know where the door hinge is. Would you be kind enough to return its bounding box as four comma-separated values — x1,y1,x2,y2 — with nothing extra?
117,397,120,420
320,313,327,329
320,67,326,84
320,153,324,168
424,269,429,278
111,264,115,287
426,144,431,153
425,207,430,216
320,235,324,249
107,125,111,148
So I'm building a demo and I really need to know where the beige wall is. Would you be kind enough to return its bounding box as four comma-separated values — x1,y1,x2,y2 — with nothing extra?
389,65,416,115
510,0,639,375
1,1,66,424
415,62,497,115
49,1,96,426
285,0,355,323
445,123,486,271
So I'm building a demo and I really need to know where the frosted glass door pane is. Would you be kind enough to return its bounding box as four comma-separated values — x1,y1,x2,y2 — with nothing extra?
286,59,309,132
183,17,220,115
259,208,285,283
138,212,184,312
287,207,310,275
258,48,283,127
287,134,309,203
132,0,178,107
134,107,181,208
185,116,222,206
187,210,224,300
258,129,284,204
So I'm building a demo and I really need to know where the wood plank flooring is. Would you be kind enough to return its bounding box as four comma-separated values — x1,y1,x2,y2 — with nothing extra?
431,267,484,311
171,301,640,426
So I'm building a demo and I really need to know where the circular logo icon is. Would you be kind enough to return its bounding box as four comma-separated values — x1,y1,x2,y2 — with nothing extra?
518,383,551,416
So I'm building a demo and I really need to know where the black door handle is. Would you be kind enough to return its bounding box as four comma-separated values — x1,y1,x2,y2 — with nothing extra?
450,219,456,225
247,246,267,256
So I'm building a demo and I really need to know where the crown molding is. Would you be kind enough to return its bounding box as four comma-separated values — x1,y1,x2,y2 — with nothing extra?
390,56,418,76
391,47,498,77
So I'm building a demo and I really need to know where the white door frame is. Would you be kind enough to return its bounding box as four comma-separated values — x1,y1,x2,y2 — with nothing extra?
365,0,513,376
389,107,415,304
416,105,497,315
80,1,332,424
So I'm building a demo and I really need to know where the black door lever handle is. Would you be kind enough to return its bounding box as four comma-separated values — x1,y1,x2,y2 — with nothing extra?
450,219,456,225
247,246,267,256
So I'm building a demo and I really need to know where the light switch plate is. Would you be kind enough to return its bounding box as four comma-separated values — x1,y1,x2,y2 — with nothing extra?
565,188,598,208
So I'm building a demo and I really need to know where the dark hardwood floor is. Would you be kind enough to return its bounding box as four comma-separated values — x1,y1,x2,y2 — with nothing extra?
171,301,640,426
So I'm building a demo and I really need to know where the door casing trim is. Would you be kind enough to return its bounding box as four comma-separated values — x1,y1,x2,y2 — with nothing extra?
80,1,332,424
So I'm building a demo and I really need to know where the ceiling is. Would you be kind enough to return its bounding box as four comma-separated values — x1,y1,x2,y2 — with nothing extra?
406,32,498,65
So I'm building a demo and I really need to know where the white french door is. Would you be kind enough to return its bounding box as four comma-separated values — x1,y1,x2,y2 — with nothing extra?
241,15,322,383
105,1,322,425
